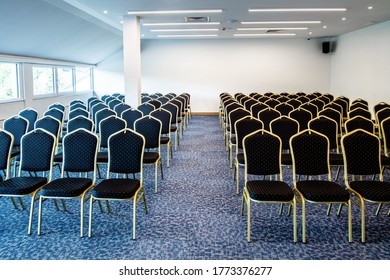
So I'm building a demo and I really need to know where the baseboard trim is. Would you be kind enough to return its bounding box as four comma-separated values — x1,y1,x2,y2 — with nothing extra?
192,112,219,116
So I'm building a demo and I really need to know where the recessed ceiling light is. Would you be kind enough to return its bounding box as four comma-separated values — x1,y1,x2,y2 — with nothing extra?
128,9,223,15
143,22,221,26
237,27,308,31
249,8,347,12
368,6,373,10
103,10,108,14
157,34,218,38
120,21,123,24
151,29,219,32
234,33,296,37
323,25,327,29
309,32,313,35
342,17,346,21
241,21,321,25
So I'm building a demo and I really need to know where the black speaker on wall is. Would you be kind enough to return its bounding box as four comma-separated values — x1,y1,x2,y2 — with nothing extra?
322,41,330,54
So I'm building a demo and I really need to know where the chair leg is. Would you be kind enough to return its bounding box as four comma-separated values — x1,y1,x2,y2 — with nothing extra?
247,199,251,243
106,200,111,214
80,196,85,237
142,188,148,214
28,193,38,235
337,203,343,216
348,200,352,243
155,163,158,193
11,197,19,210
160,159,164,180
327,204,332,216
37,196,43,235
361,199,366,243
293,199,297,243
236,165,240,195
302,199,306,243
279,204,284,216
88,197,94,237
375,203,382,216
54,199,60,211
133,196,137,240
61,199,67,211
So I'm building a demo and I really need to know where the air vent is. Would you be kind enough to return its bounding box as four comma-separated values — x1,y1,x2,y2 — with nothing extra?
266,29,283,33
185,16,210,23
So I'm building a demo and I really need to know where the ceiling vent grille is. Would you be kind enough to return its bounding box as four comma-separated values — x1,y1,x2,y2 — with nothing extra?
185,16,210,22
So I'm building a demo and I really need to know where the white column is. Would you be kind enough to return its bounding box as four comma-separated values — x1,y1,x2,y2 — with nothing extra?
122,15,141,107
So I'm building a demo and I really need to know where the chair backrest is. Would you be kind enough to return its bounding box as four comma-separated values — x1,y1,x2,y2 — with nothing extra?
299,103,318,119
235,117,264,150
290,129,330,177
264,99,281,108
308,115,339,151
341,129,381,177
348,107,371,120
157,96,170,105
319,107,342,135
88,99,102,111
150,108,172,135
324,102,343,118
141,96,152,103
289,107,313,131
374,102,390,116
286,99,302,109
108,98,122,110
19,128,56,177
121,108,143,130
310,99,325,111
228,108,251,134
275,103,294,116
270,116,300,150
243,129,282,177
345,116,375,134
48,103,65,112
62,128,99,174
258,108,281,131
134,116,162,150
43,108,64,124
244,99,258,111
69,103,87,112
350,101,369,112
114,103,131,117
148,99,162,109
104,96,116,105
381,116,390,156
67,115,94,133
137,103,155,116
99,116,127,149
107,129,145,176
332,99,348,118
0,129,14,179
162,103,179,125
352,98,368,106
296,96,310,104
19,108,38,132
34,116,62,145
69,108,89,120
90,102,108,121
250,103,268,118
69,99,84,106
95,108,117,133
3,115,29,147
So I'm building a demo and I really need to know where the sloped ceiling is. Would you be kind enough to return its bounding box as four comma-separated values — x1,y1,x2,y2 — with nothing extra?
0,0,123,64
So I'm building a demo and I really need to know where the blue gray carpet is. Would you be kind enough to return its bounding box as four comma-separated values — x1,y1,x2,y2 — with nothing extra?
0,115,390,260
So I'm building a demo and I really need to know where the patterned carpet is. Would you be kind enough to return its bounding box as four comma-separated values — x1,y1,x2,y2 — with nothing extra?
1,115,390,260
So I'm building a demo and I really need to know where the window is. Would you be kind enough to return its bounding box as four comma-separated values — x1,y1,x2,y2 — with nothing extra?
57,67,74,92
33,66,54,95
32,65,93,96
0,62,19,101
75,67,92,92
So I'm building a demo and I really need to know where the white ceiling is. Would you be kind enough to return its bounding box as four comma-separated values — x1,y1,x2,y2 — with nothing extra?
1,0,390,64
70,0,390,39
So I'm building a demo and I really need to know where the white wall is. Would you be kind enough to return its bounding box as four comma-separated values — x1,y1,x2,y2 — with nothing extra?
331,20,390,112
95,38,331,113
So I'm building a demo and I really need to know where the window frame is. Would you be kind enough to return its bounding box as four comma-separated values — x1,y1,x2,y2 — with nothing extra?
0,61,22,103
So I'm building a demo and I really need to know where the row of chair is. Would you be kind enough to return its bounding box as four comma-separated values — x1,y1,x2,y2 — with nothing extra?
220,92,390,243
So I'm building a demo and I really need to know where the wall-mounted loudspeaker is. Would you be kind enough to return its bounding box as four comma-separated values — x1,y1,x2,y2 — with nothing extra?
322,41,330,54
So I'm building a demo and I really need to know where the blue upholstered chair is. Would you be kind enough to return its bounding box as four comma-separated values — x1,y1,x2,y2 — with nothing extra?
150,108,173,167
88,128,148,239
0,128,56,234
121,108,143,130
68,108,89,120
37,128,99,237
114,103,131,117
241,129,296,243
137,103,155,116
134,116,163,193
19,108,38,132
94,108,116,133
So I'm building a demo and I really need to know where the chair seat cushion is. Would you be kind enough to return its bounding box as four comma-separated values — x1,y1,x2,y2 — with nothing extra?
236,153,244,165
381,155,390,166
329,153,344,166
11,149,20,159
349,180,390,201
41,178,93,197
281,153,292,165
97,152,108,163
297,180,349,202
0,177,47,195
54,152,63,163
170,125,178,132
160,136,170,145
247,180,294,201
230,135,236,145
92,179,141,199
143,152,160,164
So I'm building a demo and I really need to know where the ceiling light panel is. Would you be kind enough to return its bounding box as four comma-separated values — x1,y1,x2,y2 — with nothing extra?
241,21,321,25
248,8,347,12
157,34,218,38
234,33,296,37
128,9,223,15
237,27,308,31
151,29,219,32
143,22,221,26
